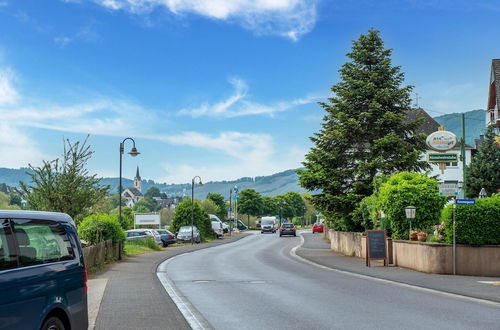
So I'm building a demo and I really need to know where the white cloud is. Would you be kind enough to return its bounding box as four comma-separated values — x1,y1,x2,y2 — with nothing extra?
54,36,72,48
0,68,18,105
0,123,46,168
178,77,322,118
93,0,318,41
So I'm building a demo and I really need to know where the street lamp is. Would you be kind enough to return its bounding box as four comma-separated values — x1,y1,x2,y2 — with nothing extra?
191,176,203,244
119,138,140,227
405,206,416,239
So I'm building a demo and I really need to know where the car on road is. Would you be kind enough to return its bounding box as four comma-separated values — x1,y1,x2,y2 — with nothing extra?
261,217,277,233
125,229,162,245
312,222,324,233
0,210,88,330
279,223,296,237
152,229,176,247
176,226,201,243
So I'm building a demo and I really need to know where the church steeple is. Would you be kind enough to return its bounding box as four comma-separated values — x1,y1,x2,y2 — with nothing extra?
134,166,142,192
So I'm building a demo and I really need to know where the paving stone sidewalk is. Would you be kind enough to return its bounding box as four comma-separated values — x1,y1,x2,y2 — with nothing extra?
296,232,500,303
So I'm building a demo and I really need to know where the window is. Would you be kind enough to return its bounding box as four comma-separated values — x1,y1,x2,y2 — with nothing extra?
12,219,74,267
445,162,458,167
0,222,17,271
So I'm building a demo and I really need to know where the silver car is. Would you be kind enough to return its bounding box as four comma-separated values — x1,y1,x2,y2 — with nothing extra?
176,226,201,243
125,229,162,245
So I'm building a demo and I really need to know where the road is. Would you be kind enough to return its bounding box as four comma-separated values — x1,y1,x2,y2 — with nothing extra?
159,231,500,330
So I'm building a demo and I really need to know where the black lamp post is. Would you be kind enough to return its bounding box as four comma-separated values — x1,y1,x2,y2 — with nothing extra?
119,138,140,227
191,176,203,244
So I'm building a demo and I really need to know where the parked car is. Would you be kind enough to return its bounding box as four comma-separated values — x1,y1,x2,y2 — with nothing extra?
125,229,162,245
0,210,88,330
211,220,224,239
176,226,201,243
209,214,228,234
222,219,248,231
279,223,296,237
152,229,176,247
312,222,324,233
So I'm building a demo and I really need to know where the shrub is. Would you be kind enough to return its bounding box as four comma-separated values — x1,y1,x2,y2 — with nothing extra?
126,237,161,251
378,172,446,239
78,214,125,244
442,194,500,245
171,199,214,241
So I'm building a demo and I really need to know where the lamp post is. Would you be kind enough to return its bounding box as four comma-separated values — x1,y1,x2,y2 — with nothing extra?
191,176,203,245
119,138,140,227
404,206,416,239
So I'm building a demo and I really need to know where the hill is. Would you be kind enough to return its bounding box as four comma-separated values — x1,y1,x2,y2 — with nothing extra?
433,109,486,145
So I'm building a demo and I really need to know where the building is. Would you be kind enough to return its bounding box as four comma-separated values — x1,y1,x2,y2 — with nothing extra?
486,59,500,129
121,166,143,207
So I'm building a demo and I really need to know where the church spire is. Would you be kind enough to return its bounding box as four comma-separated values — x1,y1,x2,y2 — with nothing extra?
134,166,142,192
135,166,141,181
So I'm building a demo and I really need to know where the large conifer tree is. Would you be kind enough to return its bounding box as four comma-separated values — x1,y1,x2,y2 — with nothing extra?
465,127,500,197
298,30,428,231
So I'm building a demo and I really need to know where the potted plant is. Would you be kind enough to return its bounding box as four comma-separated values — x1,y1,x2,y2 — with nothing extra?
409,231,418,241
417,231,428,242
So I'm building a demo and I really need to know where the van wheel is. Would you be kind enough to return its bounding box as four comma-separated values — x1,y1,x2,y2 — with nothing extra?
41,317,65,330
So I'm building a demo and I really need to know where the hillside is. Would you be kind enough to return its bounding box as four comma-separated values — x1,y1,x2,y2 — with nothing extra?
433,109,486,145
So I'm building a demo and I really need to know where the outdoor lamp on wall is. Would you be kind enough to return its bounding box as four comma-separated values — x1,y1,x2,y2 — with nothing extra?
405,206,416,238
479,187,487,198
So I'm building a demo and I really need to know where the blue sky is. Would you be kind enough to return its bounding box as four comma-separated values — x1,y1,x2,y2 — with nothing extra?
0,0,498,184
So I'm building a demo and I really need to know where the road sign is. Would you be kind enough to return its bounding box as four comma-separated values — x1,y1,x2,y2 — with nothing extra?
439,183,458,197
428,153,458,162
455,199,476,205
228,207,232,211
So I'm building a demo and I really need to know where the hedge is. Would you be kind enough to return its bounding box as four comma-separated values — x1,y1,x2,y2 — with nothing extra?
442,194,500,245
78,214,125,245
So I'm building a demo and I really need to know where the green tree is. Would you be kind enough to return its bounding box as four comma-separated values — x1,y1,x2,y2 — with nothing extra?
465,127,500,197
121,207,134,230
199,199,219,215
302,193,317,225
77,213,125,244
284,192,306,219
144,186,161,198
207,193,227,219
171,199,213,240
0,192,21,210
261,196,277,216
132,197,157,213
238,189,263,228
275,195,295,221
20,137,109,223
9,194,23,208
298,30,428,231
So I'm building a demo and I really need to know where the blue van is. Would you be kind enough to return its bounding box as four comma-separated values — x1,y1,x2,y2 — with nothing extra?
0,210,88,330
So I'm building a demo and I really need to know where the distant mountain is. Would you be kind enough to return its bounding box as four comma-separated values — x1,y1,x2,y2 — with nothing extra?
433,109,486,146
0,167,307,199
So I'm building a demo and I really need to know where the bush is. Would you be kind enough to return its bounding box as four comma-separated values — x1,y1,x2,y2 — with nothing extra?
378,172,446,239
126,237,161,251
171,199,214,241
442,194,500,245
78,214,125,244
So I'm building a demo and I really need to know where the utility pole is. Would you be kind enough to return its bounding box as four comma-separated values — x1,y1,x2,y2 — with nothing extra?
461,113,467,198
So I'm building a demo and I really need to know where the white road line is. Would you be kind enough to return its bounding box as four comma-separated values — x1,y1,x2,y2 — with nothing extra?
290,233,500,308
157,255,214,330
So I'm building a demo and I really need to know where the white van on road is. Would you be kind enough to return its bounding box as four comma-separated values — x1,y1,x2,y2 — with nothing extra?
209,214,225,238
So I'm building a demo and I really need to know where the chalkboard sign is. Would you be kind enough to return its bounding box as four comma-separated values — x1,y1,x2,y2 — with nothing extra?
366,230,387,267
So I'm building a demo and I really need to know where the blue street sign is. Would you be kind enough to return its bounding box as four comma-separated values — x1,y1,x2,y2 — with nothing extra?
455,199,476,205
228,207,232,211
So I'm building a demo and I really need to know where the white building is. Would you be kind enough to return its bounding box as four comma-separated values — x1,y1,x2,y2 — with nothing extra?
486,59,500,129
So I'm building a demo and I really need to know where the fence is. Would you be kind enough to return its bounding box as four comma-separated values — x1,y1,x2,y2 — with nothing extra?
83,240,123,269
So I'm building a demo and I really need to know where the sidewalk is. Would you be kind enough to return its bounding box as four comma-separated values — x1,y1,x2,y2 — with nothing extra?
88,233,250,330
296,232,500,303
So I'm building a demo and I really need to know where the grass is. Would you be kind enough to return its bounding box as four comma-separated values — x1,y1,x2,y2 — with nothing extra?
124,238,162,256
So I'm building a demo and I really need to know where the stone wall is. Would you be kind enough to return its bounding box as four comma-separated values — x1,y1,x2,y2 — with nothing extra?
83,240,122,269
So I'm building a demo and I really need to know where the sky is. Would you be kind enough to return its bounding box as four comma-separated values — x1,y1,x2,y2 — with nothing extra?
0,0,499,184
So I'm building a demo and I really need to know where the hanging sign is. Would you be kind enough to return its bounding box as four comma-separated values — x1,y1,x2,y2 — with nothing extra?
428,153,458,162
426,130,458,152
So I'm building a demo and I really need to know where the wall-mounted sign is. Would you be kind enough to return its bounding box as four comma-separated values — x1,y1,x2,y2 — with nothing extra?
134,213,160,225
426,130,457,152
428,153,458,162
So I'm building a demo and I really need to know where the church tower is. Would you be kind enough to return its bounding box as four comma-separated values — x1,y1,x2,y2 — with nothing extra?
134,166,142,192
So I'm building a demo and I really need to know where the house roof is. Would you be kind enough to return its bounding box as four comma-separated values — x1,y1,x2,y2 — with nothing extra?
405,108,441,135
123,187,143,197
491,59,500,109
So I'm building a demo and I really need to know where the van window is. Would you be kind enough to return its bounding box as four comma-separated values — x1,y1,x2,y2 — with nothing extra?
12,219,74,267
0,223,17,271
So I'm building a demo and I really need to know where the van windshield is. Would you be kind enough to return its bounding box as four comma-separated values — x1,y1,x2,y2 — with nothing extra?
262,220,274,225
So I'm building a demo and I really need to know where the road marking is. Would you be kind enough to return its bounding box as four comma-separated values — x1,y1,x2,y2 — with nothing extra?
478,281,500,286
290,234,500,308
157,255,215,330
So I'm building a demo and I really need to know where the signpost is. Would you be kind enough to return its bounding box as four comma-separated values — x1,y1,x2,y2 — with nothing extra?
365,230,387,267
455,199,476,205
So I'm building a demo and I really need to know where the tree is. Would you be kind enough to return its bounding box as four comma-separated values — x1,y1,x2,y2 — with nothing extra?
261,196,277,216
275,195,295,221
207,193,227,219
9,194,23,208
199,199,219,215
465,127,500,197
145,186,161,198
298,30,428,231
132,197,157,213
0,192,21,210
20,137,109,223
171,199,213,240
284,192,306,219
238,189,263,228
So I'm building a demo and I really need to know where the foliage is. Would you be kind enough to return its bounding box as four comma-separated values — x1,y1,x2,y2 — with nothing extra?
275,195,295,220
171,199,214,240
199,199,219,216
238,189,263,226
465,127,500,198
120,207,134,230
9,194,23,208
378,172,445,239
20,137,109,223
298,30,428,231
352,175,388,230
284,192,306,218
442,194,500,245
77,214,125,244
302,193,317,225
160,207,175,226
144,186,161,198
206,193,227,219
0,192,21,210
132,197,157,213
261,196,277,216
124,237,161,256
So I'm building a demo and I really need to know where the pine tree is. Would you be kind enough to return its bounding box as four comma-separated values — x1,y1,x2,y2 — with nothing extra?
465,127,500,197
298,30,428,231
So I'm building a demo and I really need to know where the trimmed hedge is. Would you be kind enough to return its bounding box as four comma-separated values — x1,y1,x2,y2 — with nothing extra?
442,194,500,245
78,214,125,244
378,172,446,239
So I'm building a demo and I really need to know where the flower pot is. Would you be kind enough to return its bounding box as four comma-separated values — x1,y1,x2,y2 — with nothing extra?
417,232,427,242
409,232,418,241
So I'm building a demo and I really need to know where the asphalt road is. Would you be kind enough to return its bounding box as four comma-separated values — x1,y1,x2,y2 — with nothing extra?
161,231,500,330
